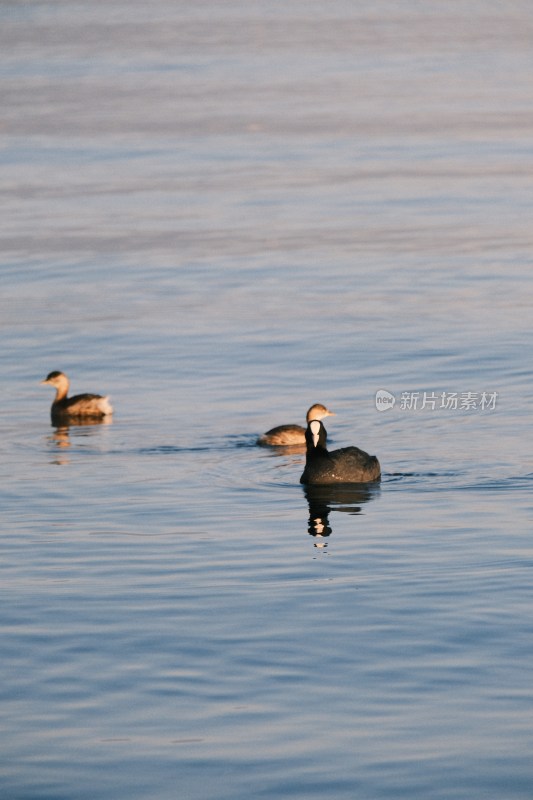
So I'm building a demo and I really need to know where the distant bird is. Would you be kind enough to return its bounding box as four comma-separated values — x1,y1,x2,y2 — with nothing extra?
258,403,335,447
300,419,380,484
41,371,113,424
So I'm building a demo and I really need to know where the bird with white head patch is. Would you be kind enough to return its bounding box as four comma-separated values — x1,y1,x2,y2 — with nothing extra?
300,418,380,485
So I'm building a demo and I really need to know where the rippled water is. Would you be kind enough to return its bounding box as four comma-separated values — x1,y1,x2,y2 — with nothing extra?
2,2,533,798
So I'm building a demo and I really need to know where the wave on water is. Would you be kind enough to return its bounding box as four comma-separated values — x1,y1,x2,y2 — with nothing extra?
138,434,259,455
382,470,533,493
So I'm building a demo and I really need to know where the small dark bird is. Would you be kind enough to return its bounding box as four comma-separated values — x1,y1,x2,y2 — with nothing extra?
300,419,380,485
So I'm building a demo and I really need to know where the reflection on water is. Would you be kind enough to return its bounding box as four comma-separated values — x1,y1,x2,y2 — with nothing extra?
303,482,380,543
46,418,112,464
263,443,306,456
48,426,72,449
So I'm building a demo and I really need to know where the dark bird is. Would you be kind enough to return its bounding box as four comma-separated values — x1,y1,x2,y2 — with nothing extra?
300,419,380,485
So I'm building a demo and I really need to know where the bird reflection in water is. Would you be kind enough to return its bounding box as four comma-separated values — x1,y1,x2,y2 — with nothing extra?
303,483,380,546
46,417,112,465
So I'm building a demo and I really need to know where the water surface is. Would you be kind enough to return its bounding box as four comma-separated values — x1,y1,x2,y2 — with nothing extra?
1,2,533,798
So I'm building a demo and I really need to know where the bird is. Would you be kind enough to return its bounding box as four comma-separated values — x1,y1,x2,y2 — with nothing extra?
258,403,335,446
300,419,380,485
40,371,113,424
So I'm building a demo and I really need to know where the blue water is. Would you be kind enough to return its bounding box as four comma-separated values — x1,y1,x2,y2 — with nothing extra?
2,1,533,798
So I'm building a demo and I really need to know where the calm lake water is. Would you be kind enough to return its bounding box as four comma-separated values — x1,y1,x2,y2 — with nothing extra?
2,1,533,798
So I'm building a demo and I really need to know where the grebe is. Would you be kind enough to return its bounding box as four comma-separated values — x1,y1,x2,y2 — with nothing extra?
258,403,335,446
41,371,113,423
300,419,380,484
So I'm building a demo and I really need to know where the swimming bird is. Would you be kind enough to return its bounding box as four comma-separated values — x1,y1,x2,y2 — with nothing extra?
258,403,335,446
300,419,380,484
41,371,113,424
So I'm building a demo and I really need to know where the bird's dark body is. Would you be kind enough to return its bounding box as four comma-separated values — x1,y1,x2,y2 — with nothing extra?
300,420,381,485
